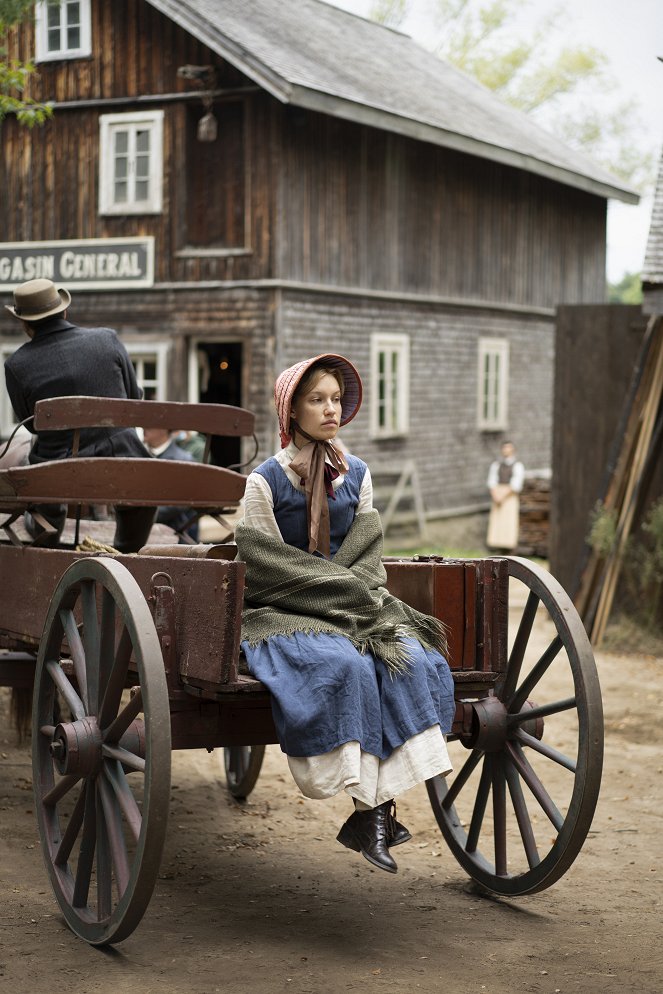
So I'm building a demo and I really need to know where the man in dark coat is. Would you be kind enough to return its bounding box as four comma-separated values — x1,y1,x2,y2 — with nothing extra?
3,278,155,551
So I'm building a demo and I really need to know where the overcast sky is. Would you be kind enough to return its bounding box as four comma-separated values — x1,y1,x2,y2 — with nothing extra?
326,0,663,281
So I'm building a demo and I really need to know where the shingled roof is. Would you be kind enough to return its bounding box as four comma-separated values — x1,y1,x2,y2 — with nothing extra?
643,148,663,283
148,0,637,204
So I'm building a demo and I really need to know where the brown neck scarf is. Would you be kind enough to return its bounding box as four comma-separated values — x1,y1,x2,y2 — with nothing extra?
288,424,350,558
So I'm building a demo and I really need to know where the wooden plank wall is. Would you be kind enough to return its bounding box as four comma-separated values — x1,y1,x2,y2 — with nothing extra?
549,305,651,592
277,108,608,308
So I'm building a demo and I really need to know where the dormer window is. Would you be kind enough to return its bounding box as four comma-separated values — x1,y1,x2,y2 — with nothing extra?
35,1,91,62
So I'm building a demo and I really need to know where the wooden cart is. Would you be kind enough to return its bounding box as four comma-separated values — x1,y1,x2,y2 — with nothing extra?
0,397,603,945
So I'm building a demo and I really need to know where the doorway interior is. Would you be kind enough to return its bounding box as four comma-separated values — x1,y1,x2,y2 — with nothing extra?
190,341,243,467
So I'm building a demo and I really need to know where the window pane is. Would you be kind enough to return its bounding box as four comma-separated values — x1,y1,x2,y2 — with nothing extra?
47,26,61,50
144,361,157,380
114,131,128,154
47,3,61,29
135,154,150,180
114,157,128,179
67,1,81,23
134,180,149,201
114,181,128,203
135,129,150,153
67,26,80,48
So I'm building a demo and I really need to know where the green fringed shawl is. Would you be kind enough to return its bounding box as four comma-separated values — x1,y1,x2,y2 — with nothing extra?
235,510,448,675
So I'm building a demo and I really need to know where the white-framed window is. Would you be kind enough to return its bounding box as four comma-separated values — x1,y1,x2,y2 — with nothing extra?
99,111,164,215
1,343,21,436
35,0,91,62
478,337,509,430
370,333,410,438
125,343,169,402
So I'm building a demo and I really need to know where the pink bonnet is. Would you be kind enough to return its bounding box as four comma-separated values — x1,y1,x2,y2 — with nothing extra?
274,354,363,447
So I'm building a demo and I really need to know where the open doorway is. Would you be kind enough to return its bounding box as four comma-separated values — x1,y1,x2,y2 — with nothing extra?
190,341,243,467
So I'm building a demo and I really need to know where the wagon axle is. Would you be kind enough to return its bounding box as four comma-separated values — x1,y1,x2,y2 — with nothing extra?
458,696,544,752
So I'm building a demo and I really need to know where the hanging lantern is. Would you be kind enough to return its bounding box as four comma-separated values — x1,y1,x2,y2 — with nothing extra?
197,110,217,143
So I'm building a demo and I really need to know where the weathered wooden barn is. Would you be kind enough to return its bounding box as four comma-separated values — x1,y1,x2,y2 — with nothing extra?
0,0,637,521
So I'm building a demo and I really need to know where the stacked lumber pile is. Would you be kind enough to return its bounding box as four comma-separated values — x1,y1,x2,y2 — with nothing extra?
517,477,550,558
574,314,663,645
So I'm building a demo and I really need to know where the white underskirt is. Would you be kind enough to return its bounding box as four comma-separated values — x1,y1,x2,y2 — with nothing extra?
287,725,453,808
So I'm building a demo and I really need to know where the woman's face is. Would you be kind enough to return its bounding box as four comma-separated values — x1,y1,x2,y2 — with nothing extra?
291,372,343,444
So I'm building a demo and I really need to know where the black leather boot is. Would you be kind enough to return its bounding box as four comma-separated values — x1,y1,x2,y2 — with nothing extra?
387,801,412,848
336,801,398,873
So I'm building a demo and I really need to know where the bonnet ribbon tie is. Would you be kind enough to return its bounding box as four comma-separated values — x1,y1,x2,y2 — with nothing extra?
289,424,349,558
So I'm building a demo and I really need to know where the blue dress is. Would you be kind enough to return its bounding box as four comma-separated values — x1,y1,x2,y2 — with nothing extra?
241,454,456,760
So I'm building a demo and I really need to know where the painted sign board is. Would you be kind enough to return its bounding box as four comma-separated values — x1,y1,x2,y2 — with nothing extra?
0,237,155,290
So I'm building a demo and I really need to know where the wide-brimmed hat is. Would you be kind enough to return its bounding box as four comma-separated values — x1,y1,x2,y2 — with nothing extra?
275,353,363,447
5,278,71,322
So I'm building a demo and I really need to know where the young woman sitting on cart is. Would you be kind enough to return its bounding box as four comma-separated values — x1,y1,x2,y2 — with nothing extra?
235,354,455,874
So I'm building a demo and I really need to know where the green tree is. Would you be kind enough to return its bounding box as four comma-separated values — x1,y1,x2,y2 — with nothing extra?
608,271,643,304
368,0,654,191
0,0,52,126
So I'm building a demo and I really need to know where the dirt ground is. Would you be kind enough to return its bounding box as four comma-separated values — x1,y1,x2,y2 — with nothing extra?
1,609,662,994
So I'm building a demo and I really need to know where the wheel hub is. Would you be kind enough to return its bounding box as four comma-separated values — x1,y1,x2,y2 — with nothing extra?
49,718,147,775
459,696,544,751
50,717,102,776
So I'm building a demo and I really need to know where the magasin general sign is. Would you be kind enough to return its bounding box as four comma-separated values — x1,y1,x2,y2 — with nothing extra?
0,237,155,290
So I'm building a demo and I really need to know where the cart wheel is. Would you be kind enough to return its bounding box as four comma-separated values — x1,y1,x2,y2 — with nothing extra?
428,556,603,896
223,744,266,799
32,557,171,945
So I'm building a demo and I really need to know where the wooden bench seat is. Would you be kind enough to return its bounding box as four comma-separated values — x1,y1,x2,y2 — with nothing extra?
0,457,246,511
0,395,256,514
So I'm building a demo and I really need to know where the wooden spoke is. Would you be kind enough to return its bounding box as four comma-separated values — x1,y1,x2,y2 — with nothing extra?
96,791,113,921
492,755,508,877
60,609,88,711
466,758,492,854
45,659,85,720
103,762,142,842
507,697,576,724
443,748,483,810
102,744,145,773
54,785,87,867
98,627,133,730
102,688,143,745
98,776,131,896
509,635,563,712
42,773,81,807
515,728,577,773
81,580,100,714
72,783,96,909
501,591,540,702
504,760,540,869
506,741,564,831
98,589,117,707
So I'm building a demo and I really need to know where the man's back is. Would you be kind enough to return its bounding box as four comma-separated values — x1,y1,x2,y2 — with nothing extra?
5,317,144,462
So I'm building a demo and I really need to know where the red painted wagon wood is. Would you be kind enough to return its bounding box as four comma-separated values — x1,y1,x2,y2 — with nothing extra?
0,547,245,688
33,395,255,437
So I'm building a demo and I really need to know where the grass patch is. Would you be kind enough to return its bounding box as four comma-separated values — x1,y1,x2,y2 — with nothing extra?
600,613,663,659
